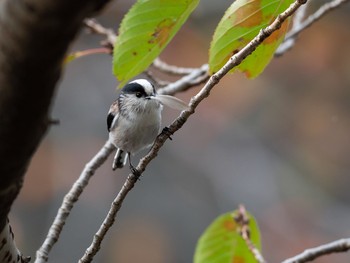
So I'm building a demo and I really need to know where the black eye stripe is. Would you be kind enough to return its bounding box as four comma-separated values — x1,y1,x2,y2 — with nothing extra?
122,83,147,97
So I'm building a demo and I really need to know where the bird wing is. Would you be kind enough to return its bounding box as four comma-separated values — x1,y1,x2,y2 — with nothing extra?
107,101,119,132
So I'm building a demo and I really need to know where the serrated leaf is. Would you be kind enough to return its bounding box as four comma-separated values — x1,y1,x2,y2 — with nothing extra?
194,210,261,263
209,0,293,78
113,0,199,86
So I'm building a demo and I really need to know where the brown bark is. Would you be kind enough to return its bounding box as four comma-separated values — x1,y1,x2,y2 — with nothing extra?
0,0,111,230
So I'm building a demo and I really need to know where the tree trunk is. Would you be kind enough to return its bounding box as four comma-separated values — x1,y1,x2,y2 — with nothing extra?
0,0,111,260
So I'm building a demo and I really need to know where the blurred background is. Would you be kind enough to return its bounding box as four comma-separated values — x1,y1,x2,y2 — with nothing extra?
11,0,350,262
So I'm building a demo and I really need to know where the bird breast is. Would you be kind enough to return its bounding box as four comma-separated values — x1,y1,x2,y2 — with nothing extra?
109,102,162,154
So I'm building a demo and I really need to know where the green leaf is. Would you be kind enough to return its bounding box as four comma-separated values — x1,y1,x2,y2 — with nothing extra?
194,210,261,263
209,0,293,78
113,0,199,86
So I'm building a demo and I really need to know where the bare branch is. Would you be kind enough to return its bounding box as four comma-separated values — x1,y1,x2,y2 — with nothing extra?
276,0,350,56
84,18,116,48
234,205,266,263
293,0,310,26
78,1,309,261
153,58,201,75
287,0,350,38
35,141,115,263
282,238,350,263
79,171,139,263
276,0,311,54
157,64,209,95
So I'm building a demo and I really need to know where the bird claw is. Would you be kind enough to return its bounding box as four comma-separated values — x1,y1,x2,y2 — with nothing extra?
162,126,173,140
127,152,141,177
129,164,141,178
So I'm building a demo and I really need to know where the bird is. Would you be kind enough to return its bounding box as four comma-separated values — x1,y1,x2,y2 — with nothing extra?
107,79,189,174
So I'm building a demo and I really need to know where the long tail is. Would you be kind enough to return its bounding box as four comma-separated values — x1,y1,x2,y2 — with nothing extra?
112,148,128,170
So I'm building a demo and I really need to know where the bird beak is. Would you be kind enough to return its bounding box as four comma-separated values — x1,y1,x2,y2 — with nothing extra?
150,94,189,111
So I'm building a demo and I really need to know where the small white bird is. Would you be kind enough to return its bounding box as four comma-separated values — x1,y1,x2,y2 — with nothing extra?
107,79,189,174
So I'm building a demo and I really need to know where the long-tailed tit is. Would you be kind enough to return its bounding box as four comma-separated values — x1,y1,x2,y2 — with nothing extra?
107,79,189,174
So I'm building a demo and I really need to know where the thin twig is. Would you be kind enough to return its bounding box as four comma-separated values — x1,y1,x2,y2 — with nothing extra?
234,205,266,263
282,238,350,263
153,58,200,75
293,0,310,26
34,141,115,263
188,70,211,86
276,0,311,54
157,64,209,95
84,18,116,47
276,0,350,55
286,0,350,39
78,1,308,262
78,172,139,263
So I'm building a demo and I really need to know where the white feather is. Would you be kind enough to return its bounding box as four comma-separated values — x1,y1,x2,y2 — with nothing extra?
152,95,189,111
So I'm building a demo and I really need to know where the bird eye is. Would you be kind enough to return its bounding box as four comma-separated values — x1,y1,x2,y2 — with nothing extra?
135,92,142,98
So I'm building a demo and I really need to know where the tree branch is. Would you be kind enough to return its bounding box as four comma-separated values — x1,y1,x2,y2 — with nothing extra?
78,1,309,261
282,238,350,263
276,0,350,56
78,169,139,263
35,141,115,263
156,64,209,95
275,0,310,55
234,205,266,263
84,18,116,49
152,58,201,75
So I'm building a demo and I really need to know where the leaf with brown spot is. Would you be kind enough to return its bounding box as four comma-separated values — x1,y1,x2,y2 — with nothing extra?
232,256,245,263
150,19,176,47
223,219,237,231
209,0,294,78
194,210,261,263
113,0,199,86
233,1,263,28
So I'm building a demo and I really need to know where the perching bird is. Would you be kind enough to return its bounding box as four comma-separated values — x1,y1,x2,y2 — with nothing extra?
107,79,189,173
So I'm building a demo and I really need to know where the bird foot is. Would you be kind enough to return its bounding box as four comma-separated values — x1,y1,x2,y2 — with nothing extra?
129,164,141,178
161,126,173,140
